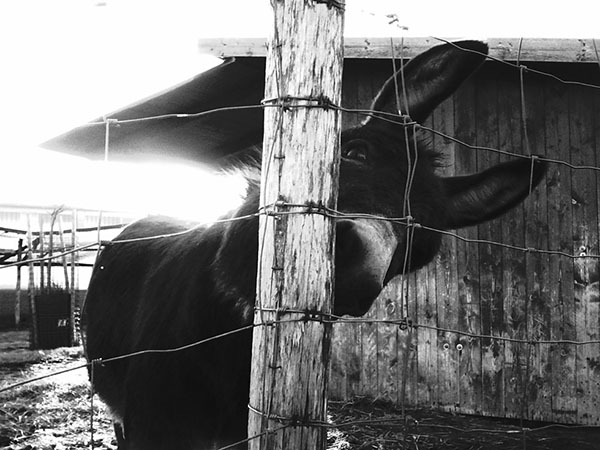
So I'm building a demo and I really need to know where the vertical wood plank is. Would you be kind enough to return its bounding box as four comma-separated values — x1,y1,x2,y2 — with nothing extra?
328,325,343,400
405,272,420,405
498,69,531,421
443,78,479,413
410,106,447,408
415,260,436,406
360,307,379,398
474,71,506,415
57,215,70,291
377,280,400,403
27,214,38,349
591,80,600,424
545,79,577,423
71,209,77,298
71,209,79,346
476,73,502,417
38,214,45,292
15,238,23,327
569,83,600,425
435,245,460,411
523,76,553,422
47,211,55,289
426,95,457,410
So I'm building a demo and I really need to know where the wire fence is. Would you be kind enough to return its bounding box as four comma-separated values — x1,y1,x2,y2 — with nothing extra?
1,33,600,449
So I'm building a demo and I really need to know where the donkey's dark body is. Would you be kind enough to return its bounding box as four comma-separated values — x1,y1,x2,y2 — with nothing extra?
85,41,547,449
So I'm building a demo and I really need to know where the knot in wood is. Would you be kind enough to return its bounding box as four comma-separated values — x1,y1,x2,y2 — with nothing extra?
398,317,412,331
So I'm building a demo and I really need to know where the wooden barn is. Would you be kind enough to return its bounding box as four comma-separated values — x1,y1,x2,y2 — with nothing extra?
44,37,600,425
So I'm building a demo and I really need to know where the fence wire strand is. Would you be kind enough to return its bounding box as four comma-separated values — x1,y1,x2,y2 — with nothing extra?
3,34,600,449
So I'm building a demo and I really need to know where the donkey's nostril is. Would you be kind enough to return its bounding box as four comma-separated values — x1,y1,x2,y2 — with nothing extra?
333,219,398,317
335,220,364,259
336,219,354,236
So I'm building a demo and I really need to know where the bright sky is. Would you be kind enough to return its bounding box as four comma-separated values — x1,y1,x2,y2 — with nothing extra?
0,0,598,218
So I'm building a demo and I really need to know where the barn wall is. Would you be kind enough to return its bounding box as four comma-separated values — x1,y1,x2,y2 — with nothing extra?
331,59,600,425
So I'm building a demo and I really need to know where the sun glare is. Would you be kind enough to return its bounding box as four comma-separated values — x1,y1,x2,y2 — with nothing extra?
1,147,248,223
83,160,249,223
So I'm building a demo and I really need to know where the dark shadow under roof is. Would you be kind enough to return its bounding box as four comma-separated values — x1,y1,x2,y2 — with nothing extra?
42,37,599,169
41,58,267,167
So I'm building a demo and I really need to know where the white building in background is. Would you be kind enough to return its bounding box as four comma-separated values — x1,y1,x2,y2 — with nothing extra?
0,204,138,289
0,205,138,327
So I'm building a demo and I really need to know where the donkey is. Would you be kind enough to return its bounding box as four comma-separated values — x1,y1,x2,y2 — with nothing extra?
84,40,547,449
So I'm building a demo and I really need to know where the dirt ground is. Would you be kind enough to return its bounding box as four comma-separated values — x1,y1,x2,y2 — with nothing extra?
2,330,600,450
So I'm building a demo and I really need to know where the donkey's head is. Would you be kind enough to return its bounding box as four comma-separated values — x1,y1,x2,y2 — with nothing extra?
334,40,546,316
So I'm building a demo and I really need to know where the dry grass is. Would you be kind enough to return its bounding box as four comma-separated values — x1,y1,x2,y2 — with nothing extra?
2,330,600,450
0,382,114,450
327,398,600,450
0,331,115,450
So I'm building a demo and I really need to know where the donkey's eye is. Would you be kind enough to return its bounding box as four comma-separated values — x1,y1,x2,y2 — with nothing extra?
342,141,370,162
344,148,367,161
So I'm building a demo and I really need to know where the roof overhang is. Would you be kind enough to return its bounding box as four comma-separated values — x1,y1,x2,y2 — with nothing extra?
199,37,600,62
41,37,598,168
42,57,266,167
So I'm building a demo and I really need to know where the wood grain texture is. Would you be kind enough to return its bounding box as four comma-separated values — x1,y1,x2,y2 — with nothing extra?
570,83,600,425
545,79,578,424
524,77,552,422
474,73,500,418
248,1,344,449
325,59,600,425
200,37,600,63
377,282,400,402
423,97,456,408
449,76,479,415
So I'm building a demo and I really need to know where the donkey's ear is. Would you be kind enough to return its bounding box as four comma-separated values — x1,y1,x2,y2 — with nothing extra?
366,40,488,124
442,158,547,230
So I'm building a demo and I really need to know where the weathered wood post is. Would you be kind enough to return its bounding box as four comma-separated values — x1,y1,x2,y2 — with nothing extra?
14,238,23,327
27,214,38,348
248,1,345,449
70,209,79,346
38,215,45,292
57,214,70,291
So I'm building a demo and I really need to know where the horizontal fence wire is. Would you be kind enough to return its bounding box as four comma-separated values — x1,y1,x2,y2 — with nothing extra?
0,242,100,269
49,103,600,174
3,305,600,396
2,35,600,449
3,315,598,446
3,203,597,270
433,36,600,90
0,223,128,236
1,57,599,375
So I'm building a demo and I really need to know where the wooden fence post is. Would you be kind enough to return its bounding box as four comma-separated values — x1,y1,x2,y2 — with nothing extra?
27,214,38,348
248,1,345,449
38,214,45,292
47,208,60,289
14,238,23,327
57,214,70,291
71,209,79,346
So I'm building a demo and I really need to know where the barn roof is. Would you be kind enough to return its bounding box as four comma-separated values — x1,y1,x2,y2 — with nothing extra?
200,37,600,62
41,37,599,167
41,57,266,167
